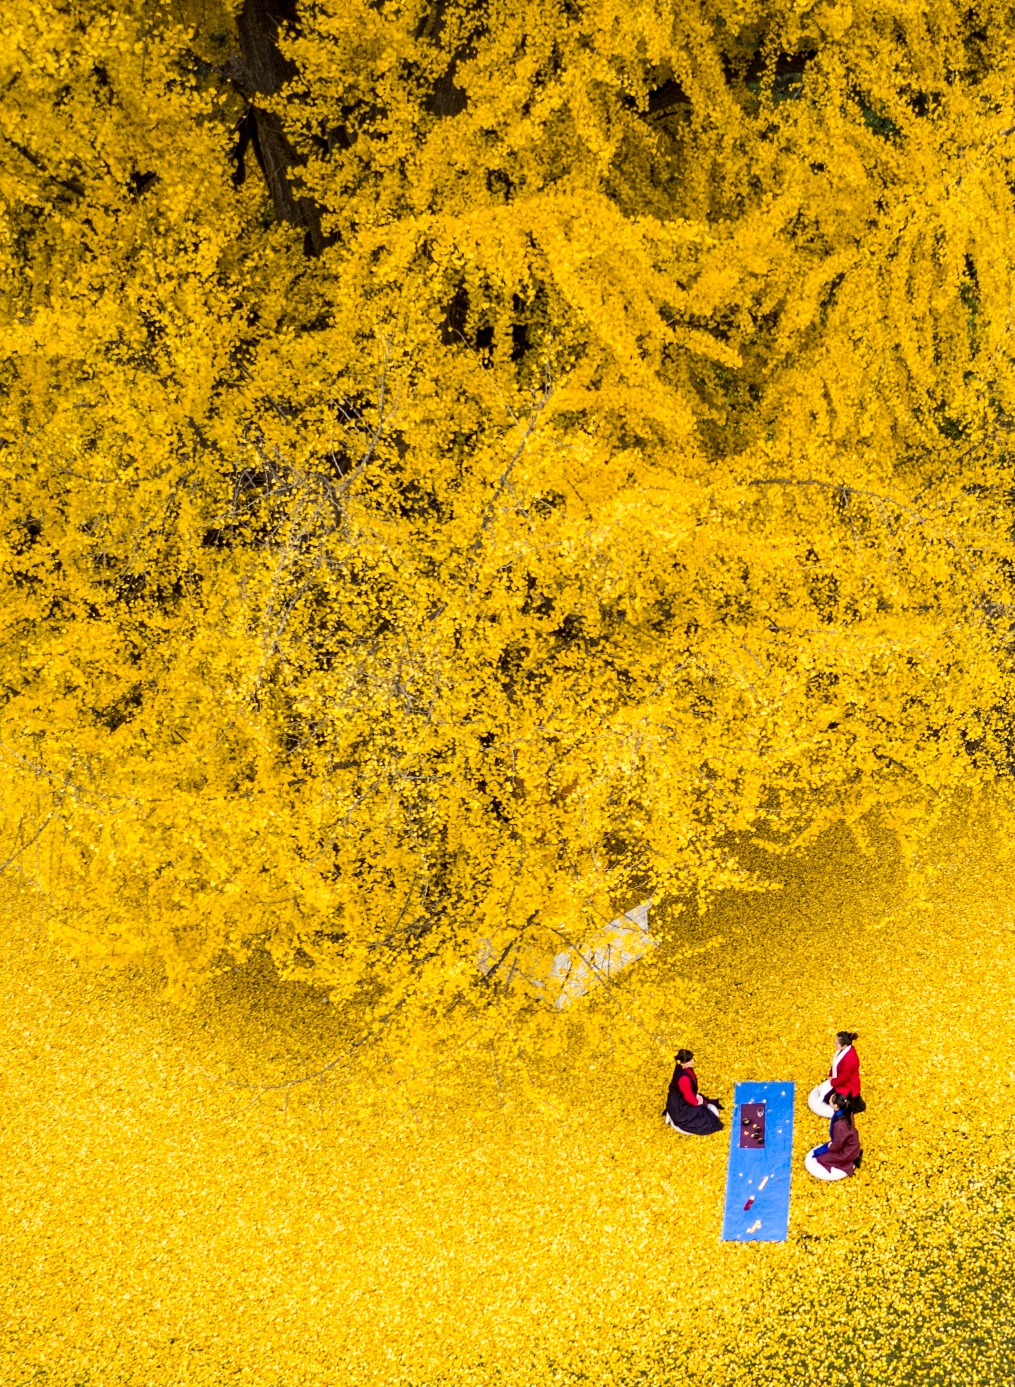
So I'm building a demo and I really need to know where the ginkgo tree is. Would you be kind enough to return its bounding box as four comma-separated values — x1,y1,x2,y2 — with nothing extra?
2,0,1015,1027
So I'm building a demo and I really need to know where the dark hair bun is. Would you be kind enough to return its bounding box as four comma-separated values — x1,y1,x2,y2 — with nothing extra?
676,1048,694,1065
832,1092,859,1117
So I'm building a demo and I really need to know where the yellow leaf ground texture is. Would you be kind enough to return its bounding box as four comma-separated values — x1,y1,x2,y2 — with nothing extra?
3,812,1015,1387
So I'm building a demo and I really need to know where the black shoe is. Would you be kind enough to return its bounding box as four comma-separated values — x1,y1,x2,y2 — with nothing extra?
854,1150,863,1170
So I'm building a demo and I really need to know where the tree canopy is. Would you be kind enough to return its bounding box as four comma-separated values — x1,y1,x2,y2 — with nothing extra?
2,0,1015,1023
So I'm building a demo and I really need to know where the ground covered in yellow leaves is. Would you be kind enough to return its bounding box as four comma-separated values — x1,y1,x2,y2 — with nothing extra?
3,811,1015,1387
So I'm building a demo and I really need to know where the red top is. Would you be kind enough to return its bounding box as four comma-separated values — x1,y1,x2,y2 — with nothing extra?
829,1045,861,1097
677,1070,703,1107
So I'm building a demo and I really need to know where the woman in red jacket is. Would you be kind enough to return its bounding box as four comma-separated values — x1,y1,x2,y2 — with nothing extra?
807,1030,862,1118
804,1092,863,1180
663,1049,723,1135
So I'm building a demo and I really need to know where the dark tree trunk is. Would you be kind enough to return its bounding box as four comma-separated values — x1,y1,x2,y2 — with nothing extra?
226,0,325,257
417,0,468,117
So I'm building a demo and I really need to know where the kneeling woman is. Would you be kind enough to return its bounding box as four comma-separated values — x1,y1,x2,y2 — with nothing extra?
664,1049,723,1136
804,1092,863,1181
808,1030,862,1118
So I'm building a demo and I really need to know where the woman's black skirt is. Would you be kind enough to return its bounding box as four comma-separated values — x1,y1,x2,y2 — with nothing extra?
665,1095,723,1136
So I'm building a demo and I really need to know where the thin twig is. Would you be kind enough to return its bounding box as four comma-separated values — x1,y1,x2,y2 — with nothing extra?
0,811,55,877
470,369,553,556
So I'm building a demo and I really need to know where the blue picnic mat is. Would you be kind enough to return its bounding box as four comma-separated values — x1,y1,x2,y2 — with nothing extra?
721,1081,795,1242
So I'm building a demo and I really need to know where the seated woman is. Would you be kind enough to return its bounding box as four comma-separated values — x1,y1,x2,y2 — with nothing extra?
804,1092,863,1181
664,1049,723,1136
807,1030,863,1118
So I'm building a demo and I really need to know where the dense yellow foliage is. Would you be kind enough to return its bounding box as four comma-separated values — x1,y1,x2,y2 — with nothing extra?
4,2,1015,1019
3,816,1015,1385
6,6,1015,1381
